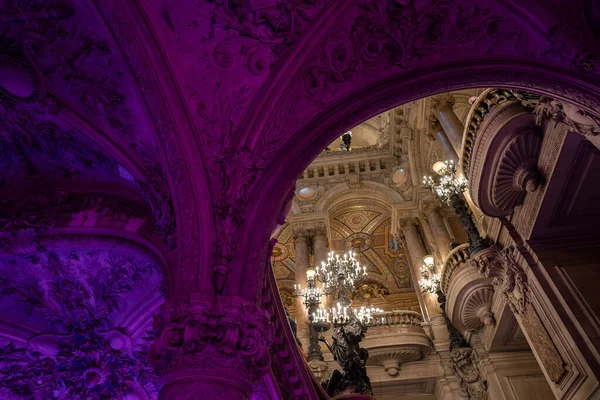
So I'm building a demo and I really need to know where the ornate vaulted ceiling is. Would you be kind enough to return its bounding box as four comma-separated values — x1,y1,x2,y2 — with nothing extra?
0,0,599,398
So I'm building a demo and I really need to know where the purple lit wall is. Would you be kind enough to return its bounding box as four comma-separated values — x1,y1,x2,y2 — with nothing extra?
0,0,599,398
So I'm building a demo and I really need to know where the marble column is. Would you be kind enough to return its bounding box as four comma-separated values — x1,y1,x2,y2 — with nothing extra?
307,226,330,378
293,229,310,347
312,227,328,270
399,217,441,321
423,203,453,261
433,96,464,154
429,119,458,163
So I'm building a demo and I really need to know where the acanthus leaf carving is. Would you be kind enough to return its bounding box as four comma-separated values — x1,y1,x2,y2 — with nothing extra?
534,96,600,138
148,295,274,384
206,0,325,76
449,347,488,400
0,249,160,399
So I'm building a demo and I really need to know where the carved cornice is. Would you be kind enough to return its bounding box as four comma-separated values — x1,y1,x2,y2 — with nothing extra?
461,89,525,177
441,244,470,294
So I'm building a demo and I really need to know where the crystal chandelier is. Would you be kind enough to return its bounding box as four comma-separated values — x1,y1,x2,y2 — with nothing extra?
317,251,367,294
423,160,468,205
293,269,329,362
418,255,441,294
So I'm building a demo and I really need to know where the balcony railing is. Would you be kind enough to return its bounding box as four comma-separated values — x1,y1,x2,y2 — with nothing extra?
299,148,393,180
460,89,519,177
372,310,423,327
440,243,470,294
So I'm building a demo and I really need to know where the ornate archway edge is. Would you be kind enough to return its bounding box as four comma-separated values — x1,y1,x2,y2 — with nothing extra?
91,0,213,295
238,62,600,300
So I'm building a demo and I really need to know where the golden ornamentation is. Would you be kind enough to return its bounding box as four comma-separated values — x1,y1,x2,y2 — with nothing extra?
344,232,374,252
271,242,289,262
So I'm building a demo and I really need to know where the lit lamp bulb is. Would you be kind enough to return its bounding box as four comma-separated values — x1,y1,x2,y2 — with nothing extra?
432,160,447,175
423,255,434,268
306,268,316,281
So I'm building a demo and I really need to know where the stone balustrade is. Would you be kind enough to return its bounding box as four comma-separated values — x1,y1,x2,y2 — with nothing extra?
299,148,394,180
361,310,432,377
440,243,470,294
372,310,423,327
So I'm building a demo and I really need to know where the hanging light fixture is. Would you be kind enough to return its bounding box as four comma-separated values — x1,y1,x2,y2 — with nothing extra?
293,268,322,309
316,251,367,295
423,160,488,255
419,254,441,294
314,304,383,327
423,160,468,206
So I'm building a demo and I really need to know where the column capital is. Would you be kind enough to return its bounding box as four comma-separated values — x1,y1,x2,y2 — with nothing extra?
399,216,420,231
422,201,440,216
310,225,327,238
432,95,456,111
292,228,309,240
149,294,274,386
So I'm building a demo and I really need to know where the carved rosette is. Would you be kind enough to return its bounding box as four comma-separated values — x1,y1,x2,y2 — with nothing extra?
149,295,274,387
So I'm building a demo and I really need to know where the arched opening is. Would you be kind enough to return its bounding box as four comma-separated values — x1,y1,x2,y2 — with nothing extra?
263,80,600,398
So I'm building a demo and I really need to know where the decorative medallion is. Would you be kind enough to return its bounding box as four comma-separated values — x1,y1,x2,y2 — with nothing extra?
344,232,374,253
271,242,289,262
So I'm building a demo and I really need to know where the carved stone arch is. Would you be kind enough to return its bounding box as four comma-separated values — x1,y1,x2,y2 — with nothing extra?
316,181,404,213
241,64,600,303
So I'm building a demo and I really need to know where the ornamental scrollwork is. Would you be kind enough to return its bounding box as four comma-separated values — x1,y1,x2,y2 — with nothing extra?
534,96,600,138
0,250,160,399
449,347,487,400
148,295,275,384
206,0,325,76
